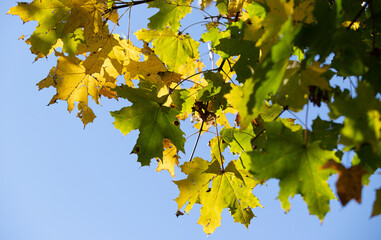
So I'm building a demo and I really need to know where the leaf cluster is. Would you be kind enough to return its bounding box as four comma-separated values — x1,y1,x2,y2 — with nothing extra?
9,0,381,234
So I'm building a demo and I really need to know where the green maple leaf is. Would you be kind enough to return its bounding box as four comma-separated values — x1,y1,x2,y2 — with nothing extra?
329,82,381,151
220,125,255,154
311,117,343,151
245,21,300,120
135,28,199,73
174,157,261,234
272,61,332,111
215,21,260,82
242,121,338,220
147,0,192,31
201,27,231,59
355,142,381,174
220,104,283,154
197,72,232,113
110,83,185,166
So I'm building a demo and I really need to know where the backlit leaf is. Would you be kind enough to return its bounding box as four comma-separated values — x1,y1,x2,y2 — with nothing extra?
242,121,338,220
135,28,200,74
174,157,261,234
148,0,192,31
111,83,185,166
329,83,381,151
37,55,109,126
156,139,180,178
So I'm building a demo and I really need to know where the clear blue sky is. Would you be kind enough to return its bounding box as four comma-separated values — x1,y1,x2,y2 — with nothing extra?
1,1,380,239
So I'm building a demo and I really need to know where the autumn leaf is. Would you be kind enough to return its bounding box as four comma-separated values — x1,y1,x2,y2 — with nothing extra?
37,55,109,126
174,157,261,234
8,0,70,57
125,43,181,88
83,34,141,77
322,159,366,206
8,0,114,58
135,28,199,74
371,188,381,217
9,0,381,234
156,139,180,178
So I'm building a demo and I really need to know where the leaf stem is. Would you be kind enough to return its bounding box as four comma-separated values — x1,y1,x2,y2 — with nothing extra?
180,21,212,34
189,120,204,162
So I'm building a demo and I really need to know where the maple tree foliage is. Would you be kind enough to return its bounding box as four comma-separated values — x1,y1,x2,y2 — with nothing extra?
8,0,381,234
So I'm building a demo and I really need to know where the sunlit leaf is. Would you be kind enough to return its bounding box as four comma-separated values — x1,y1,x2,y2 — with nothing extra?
174,157,261,234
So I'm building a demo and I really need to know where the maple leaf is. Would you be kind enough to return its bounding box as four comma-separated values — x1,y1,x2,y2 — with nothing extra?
197,72,232,113
255,0,294,53
83,34,141,77
156,139,180,178
125,43,181,88
329,82,381,151
242,121,338,220
174,157,261,234
111,83,185,166
201,27,231,59
147,0,192,31
8,0,70,57
215,21,261,82
355,143,381,174
8,0,115,58
322,160,366,206
135,28,200,74
220,125,255,154
311,117,343,151
38,55,111,126
61,0,109,45
272,61,333,111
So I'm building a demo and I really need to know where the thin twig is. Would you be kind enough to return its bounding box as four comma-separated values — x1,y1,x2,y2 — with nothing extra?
110,6,130,34
180,21,211,34
347,0,371,30
172,69,219,90
189,120,204,162
250,106,288,143
304,102,309,145
186,130,216,140
287,110,305,126
127,6,132,41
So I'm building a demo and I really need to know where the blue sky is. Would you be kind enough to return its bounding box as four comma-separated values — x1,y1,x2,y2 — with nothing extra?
1,1,380,239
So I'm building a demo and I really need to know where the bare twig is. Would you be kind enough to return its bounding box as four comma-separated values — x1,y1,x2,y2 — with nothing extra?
347,0,371,30
189,120,204,162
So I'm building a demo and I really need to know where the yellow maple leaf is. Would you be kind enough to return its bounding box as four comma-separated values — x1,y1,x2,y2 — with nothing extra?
62,0,107,44
156,139,180,178
83,34,140,76
38,56,108,126
125,44,182,88
293,0,315,24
